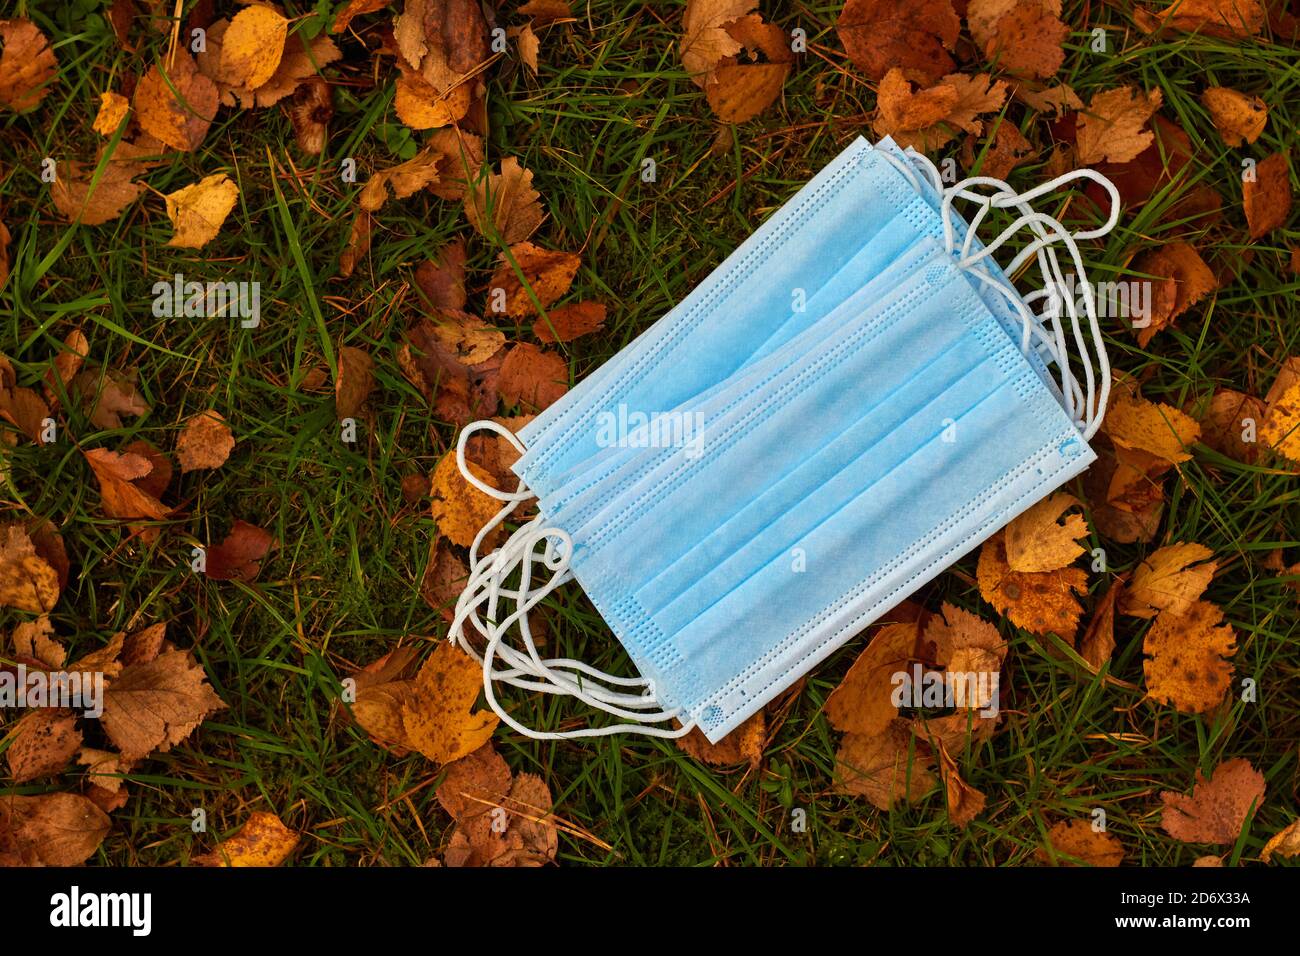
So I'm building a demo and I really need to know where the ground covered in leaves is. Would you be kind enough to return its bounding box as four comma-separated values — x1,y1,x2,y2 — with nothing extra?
0,0,1298,866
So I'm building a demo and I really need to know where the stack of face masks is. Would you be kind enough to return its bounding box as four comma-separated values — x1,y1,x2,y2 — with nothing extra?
449,136,1120,744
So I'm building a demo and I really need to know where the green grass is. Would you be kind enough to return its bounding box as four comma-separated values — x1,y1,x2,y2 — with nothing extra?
1,0,1297,866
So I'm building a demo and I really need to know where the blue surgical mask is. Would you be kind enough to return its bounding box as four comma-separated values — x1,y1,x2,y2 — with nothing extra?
514,137,945,499
448,144,1120,742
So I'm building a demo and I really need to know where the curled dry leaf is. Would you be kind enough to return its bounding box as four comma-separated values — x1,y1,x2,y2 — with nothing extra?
977,529,1087,639
429,450,501,548
133,52,218,152
91,91,130,135
1242,152,1292,240
0,18,59,112
874,70,1009,153
164,173,240,249
100,647,227,762
1143,600,1236,714
1078,577,1124,670
1201,87,1267,147
1037,819,1125,866
0,355,50,443
703,15,793,124
967,0,1067,80
334,345,375,420
680,0,757,87
421,538,470,620
205,520,274,582
1261,818,1300,863
175,409,235,473
193,810,300,867
400,320,502,425
72,366,149,429
1134,0,1265,39
84,447,170,521
289,76,332,155
836,0,960,85
43,328,90,410
487,242,581,318
1004,492,1087,573
935,741,986,828
1120,542,1217,618
11,613,67,667
533,301,607,343
1160,757,1265,844
1128,242,1216,347
1076,87,1163,166
0,792,110,866
464,157,544,245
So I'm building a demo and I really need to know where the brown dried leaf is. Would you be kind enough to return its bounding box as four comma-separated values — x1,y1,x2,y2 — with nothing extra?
175,409,235,473
205,520,274,582
1242,152,1292,240
83,448,170,521
825,621,922,737
680,0,756,87
1037,819,1125,865
675,710,765,768
1076,87,1163,166
1160,757,1264,844
334,345,375,420
834,720,937,810
704,16,793,124
1079,577,1123,670
836,0,960,85
429,451,501,548
6,709,81,783
400,643,499,765
1104,391,1201,465
133,52,218,152
487,242,580,318
497,343,569,413
100,648,226,762
1201,87,1267,146
0,19,58,112
0,792,109,866
968,0,1067,80
465,157,544,245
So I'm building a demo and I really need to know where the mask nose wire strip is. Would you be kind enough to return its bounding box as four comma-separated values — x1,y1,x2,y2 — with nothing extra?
449,421,696,739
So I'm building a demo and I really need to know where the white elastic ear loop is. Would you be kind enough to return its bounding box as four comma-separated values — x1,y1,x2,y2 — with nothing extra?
450,419,697,739
940,172,1119,438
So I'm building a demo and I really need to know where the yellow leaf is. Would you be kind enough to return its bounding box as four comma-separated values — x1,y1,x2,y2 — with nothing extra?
1143,600,1236,715
1120,542,1217,618
400,643,499,764
976,530,1087,639
1004,492,1087,572
429,450,502,548
91,91,129,135
1037,819,1125,866
1201,87,1267,147
1261,379,1300,463
218,5,289,90
1076,86,1163,165
1103,392,1201,465
164,174,239,249
194,811,300,866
